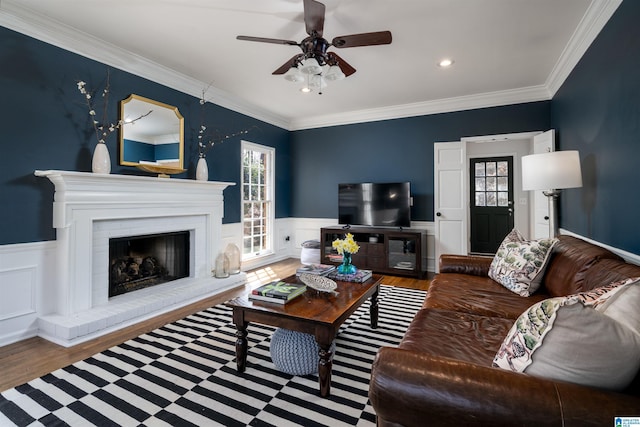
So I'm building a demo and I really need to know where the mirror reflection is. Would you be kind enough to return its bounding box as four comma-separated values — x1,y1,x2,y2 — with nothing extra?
119,94,185,175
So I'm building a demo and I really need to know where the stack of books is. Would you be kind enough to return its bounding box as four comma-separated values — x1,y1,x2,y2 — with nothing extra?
327,269,373,283
249,280,307,304
295,263,336,276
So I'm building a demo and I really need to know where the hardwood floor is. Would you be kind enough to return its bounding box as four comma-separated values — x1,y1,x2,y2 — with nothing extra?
0,258,430,392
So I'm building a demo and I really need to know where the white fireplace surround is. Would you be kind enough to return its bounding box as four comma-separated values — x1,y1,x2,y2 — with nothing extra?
34,170,247,347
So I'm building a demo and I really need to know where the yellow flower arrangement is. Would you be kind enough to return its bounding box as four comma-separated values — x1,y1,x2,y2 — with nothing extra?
332,233,360,255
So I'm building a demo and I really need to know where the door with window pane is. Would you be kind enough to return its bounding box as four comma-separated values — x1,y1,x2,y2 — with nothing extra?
470,157,514,254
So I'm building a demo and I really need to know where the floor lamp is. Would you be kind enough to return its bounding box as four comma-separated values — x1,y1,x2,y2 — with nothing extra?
521,150,582,238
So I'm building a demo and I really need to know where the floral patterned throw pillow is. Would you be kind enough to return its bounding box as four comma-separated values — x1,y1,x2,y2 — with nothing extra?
488,230,557,297
493,279,640,390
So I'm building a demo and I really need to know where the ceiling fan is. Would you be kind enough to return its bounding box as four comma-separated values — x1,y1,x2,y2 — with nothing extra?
236,0,392,90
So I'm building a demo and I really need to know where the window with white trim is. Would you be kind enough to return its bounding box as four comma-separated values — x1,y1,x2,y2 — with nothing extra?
241,141,274,260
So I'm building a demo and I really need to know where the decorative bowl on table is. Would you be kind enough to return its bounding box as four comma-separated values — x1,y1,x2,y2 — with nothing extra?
299,273,338,294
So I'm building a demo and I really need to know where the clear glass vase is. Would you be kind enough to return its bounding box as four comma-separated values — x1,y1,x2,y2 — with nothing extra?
337,251,357,274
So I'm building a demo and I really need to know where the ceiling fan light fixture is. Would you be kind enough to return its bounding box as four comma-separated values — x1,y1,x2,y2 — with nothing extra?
309,75,327,89
300,86,312,93
283,67,304,82
300,57,323,75
324,65,345,81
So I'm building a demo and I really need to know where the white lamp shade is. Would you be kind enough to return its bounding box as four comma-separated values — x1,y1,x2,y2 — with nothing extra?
324,65,345,81
309,75,327,89
283,67,304,82
522,150,583,191
299,58,323,75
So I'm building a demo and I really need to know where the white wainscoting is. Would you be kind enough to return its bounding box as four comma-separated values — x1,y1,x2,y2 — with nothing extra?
17,220,640,347
236,218,438,273
0,241,56,347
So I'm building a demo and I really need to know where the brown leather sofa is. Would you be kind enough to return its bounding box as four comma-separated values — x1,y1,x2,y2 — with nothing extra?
369,235,640,426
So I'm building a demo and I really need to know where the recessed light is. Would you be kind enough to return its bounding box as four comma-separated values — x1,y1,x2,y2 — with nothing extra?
300,87,311,93
438,58,454,68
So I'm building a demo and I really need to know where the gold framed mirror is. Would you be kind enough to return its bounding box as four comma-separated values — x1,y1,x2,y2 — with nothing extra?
119,94,185,176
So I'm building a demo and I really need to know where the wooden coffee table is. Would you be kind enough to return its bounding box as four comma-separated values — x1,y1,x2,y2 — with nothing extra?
225,273,382,397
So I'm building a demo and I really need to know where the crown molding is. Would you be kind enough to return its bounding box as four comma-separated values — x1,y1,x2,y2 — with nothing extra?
546,0,622,96
289,85,552,130
0,1,291,130
0,0,620,131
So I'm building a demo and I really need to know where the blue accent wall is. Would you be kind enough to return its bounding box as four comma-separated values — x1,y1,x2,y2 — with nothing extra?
3,0,639,256
551,0,640,254
0,26,290,245
291,102,550,221
154,143,180,161
123,139,155,163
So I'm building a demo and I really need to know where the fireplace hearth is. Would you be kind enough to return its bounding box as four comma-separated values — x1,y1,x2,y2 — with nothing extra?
109,231,190,297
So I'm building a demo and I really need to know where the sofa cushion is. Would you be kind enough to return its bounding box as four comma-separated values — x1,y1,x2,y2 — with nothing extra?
488,231,557,297
595,277,640,334
399,308,513,366
542,235,623,296
425,273,549,319
581,258,640,293
493,282,640,390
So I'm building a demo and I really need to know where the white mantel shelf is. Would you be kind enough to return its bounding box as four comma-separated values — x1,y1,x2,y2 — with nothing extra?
34,170,235,227
34,169,245,347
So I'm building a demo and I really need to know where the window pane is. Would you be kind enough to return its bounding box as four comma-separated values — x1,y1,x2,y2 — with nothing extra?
498,192,509,206
497,161,508,176
475,178,485,191
486,177,496,191
486,192,497,206
252,236,261,250
475,192,486,206
497,177,508,191
475,162,485,177
242,143,273,260
486,162,496,176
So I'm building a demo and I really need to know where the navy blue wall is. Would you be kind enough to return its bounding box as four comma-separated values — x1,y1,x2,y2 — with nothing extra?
551,0,640,254
0,26,290,245
123,139,155,163
291,102,550,221
4,0,638,255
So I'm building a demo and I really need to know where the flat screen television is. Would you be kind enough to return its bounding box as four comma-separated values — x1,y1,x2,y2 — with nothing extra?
338,182,411,228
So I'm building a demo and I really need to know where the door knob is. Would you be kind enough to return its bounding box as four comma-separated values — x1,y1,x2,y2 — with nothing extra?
544,216,549,220
436,212,442,217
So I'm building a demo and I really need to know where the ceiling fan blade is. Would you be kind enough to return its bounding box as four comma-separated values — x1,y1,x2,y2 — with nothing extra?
272,55,301,75
303,0,325,37
237,35,298,46
332,31,392,48
327,52,356,77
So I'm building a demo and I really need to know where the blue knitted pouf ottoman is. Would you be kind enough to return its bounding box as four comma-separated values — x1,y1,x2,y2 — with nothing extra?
270,328,336,375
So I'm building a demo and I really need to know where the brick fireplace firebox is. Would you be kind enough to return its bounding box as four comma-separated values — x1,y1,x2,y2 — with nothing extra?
35,170,246,347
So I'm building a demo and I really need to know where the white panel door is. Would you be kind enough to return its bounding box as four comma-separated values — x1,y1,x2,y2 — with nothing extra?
531,130,555,239
434,141,467,272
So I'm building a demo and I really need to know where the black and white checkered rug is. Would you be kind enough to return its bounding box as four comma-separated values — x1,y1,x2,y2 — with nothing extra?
0,285,426,427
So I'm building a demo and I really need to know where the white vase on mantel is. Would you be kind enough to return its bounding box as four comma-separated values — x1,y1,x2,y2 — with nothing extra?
92,142,111,174
196,156,208,181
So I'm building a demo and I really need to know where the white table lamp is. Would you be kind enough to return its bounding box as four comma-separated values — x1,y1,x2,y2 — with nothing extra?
522,150,582,238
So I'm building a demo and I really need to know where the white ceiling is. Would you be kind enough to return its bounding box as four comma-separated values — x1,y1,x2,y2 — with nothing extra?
0,0,621,130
